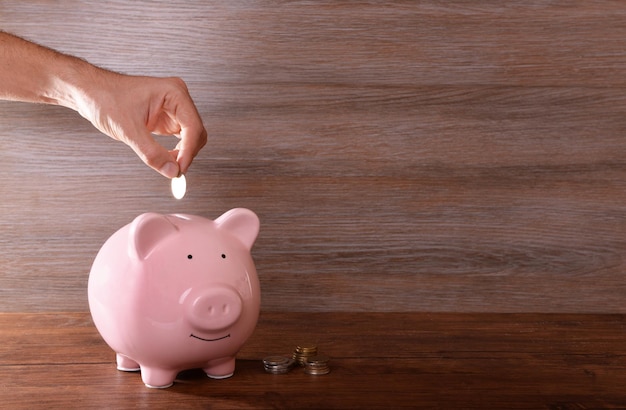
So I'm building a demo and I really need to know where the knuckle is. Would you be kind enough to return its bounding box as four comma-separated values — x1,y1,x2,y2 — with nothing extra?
168,76,189,92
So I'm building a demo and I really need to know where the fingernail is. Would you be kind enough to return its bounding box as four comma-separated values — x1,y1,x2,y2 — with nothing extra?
160,162,180,179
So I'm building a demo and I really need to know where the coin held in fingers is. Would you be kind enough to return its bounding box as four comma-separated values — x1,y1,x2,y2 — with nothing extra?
171,174,187,200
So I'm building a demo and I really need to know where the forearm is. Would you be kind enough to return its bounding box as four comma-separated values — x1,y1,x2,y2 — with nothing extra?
0,31,96,111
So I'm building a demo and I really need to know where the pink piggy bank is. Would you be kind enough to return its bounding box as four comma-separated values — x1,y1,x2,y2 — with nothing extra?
88,208,261,388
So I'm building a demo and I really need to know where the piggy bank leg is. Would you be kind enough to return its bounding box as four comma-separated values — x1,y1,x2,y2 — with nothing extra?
140,366,178,389
204,356,236,379
116,353,140,371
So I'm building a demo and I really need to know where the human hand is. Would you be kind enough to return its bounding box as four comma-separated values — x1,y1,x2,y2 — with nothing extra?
74,71,207,178
0,32,206,177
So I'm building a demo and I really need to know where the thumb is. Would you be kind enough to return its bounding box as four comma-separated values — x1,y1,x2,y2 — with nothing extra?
158,159,180,179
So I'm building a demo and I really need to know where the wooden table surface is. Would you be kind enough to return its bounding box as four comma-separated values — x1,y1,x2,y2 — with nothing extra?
2,312,626,409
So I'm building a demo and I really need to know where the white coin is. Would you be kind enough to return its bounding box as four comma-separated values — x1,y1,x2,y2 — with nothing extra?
171,174,187,200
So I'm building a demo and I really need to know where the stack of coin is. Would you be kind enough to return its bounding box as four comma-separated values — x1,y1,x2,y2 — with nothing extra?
262,355,295,374
304,355,330,375
292,344,318,365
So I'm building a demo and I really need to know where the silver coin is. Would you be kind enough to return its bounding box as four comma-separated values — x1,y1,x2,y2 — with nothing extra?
263,356,291,366
171,174,187,200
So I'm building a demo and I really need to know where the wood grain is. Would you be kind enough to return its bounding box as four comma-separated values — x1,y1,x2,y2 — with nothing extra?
2,312,626,409
0,1,625,312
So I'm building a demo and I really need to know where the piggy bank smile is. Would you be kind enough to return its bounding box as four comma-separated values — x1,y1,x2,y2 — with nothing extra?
190,333,231,342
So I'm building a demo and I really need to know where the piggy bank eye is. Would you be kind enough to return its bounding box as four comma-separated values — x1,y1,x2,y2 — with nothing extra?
187,254,193,260
221,254,226,259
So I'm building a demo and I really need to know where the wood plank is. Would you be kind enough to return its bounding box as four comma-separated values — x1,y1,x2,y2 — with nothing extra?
2,312,626,408
0,2,625,312
5,1,626,87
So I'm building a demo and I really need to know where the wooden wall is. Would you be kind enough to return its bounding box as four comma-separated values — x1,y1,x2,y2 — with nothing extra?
1,1,625,313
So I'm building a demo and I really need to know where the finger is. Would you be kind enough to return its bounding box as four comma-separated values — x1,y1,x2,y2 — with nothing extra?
176,122,207,175
130,131,181,178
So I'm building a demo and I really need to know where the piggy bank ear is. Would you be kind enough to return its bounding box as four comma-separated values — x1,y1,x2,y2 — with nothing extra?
129,213,179,260
215,208,260,250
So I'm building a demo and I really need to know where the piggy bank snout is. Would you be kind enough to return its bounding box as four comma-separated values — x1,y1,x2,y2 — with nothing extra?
186,286,243,331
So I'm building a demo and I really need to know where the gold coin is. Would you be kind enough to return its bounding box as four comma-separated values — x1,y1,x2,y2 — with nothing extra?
305,355,329,365
304,367,330,375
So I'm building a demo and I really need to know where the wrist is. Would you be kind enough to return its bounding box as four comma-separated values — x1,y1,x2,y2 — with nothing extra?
45,54,102,113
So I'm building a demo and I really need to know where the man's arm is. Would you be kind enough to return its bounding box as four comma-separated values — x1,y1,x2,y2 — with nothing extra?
0,32,207,178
